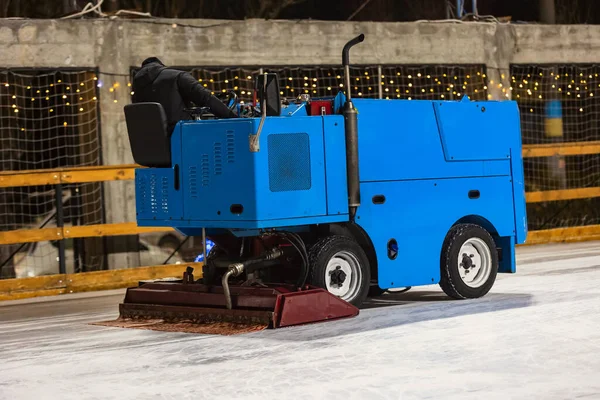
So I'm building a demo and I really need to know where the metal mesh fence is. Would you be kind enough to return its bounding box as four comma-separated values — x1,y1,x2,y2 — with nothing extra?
0,68,105,278
4,62,600,278
511,64,600,230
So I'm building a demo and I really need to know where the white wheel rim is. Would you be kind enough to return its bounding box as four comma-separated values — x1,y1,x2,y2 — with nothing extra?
325,250,362,301
457,238,492,288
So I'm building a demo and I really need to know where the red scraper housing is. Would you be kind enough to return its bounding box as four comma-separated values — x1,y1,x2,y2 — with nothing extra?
120,275,359,329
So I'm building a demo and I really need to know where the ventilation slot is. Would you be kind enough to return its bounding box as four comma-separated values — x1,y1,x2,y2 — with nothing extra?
214,142,223,175
268,133,311,192
137,175,146,214
188,166,198,198
201,154,210,187
149,173,158,215
161,176,169,214
226,130,235,163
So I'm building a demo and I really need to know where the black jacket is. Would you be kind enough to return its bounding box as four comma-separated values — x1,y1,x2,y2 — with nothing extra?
132,60,235,134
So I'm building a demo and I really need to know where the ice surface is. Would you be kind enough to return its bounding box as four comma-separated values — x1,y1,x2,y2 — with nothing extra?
1,241,599,400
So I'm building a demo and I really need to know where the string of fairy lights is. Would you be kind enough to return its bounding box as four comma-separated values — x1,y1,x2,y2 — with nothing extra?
4,65,600,126
1,74,99,131
511,69,600,114
123,65,491,103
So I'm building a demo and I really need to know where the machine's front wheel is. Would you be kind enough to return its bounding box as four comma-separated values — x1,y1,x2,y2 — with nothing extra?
439,223,498,299
308,235,371,307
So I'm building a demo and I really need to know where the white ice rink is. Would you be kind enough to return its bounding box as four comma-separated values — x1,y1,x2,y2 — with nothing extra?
1,241,599,400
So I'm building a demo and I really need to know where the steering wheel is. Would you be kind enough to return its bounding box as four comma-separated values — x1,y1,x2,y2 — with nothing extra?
216,90,238,111
184,107,211,120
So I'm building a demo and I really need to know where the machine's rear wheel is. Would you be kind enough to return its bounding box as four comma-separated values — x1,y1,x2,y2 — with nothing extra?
439,223,498,299
308,235,371,307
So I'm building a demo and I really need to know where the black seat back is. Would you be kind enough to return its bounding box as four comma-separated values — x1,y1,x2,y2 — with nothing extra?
124,102,171,168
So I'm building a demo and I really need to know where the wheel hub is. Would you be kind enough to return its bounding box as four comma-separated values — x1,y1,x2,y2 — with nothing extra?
329,267,347,287
324,251,362,301
457,238,492,288
461,253,474,269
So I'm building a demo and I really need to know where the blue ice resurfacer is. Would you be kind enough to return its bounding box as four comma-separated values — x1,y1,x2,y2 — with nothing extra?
120,34,528,330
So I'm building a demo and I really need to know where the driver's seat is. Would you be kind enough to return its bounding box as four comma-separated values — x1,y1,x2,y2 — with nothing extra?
124,102,171,168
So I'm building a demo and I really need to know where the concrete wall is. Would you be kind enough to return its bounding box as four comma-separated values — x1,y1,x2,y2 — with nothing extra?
1,18,600,267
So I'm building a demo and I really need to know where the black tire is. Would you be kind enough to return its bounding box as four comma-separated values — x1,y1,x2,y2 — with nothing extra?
439,223,498,300
308,235,371,307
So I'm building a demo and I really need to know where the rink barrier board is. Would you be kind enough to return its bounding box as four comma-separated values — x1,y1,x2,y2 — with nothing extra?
0,223,174,246
526,187,600,203
521,140,600,158
0,164,138,188
0,263,203,301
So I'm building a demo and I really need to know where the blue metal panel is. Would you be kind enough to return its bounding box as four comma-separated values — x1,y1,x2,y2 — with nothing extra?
352,99,486,182
433,100,512,161
170,123,184,221
356,176,516,289
252,116,327,220
177,116,329,226
135,167,183,221
323,115,349,216
280,102,308,117
506,109,528,244
497,235,516,273
483,160,511,176
180,119,257,222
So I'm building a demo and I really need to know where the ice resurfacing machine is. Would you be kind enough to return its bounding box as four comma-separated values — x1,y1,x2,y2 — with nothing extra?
119,34,528,331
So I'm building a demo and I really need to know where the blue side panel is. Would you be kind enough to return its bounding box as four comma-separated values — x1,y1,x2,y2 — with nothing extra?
352,99,486,182
280,102,308,117
181,119,257,222
323,115,349,216
170,123,184,222
433,101,512,161
356,176,516,289
497,236,516,273
507,107,528,244
175,116,332,228
333,92,346,114
483,160,511,176
135,168,183,221
252,116,327,220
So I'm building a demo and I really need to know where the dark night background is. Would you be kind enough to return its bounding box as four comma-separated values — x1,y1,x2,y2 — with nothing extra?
0,0,599,24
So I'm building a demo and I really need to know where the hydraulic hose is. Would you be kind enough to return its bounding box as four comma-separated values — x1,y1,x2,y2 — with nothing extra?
222,263,245,310
221,248,284,310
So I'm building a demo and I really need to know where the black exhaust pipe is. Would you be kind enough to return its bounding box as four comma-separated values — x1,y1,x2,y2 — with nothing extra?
342,33,364,220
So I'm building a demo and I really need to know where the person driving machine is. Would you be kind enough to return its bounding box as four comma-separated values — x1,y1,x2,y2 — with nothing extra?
131,57,236,134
